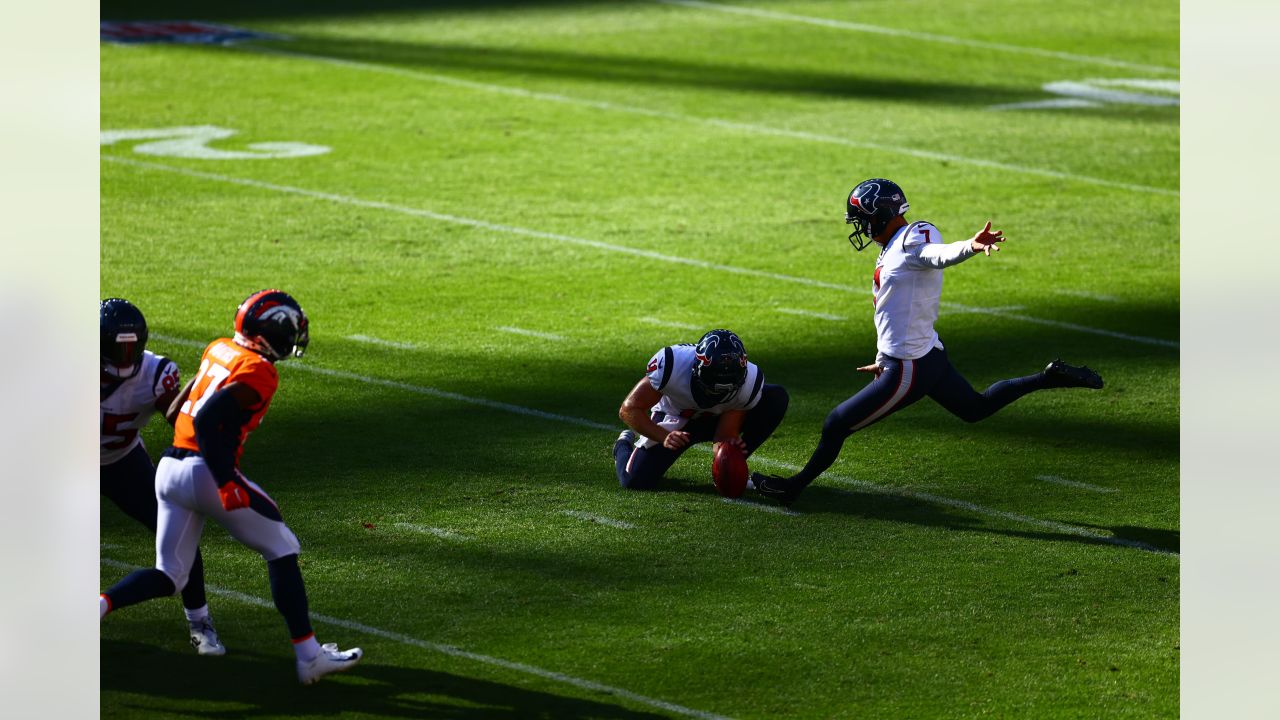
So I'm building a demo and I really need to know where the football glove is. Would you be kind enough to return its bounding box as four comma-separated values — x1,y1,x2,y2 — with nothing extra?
219,480,251,512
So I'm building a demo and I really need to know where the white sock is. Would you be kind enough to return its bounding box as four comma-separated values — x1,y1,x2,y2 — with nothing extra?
184,604,210,624
292,634,320,663
99,595,109,620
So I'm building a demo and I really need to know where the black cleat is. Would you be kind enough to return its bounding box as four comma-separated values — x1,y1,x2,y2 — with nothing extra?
1042,359,1104,389
752,472,803,505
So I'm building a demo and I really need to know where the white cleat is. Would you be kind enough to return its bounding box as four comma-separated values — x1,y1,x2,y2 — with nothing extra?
297,643,363,685
189,620,227,656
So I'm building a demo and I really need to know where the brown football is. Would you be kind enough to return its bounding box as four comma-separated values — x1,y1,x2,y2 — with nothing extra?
712,442,749,498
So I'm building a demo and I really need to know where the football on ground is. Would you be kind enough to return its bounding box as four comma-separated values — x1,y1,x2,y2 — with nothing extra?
712,442,749,498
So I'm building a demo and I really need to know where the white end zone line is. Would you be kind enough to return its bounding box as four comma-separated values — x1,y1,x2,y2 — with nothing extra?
562,510,637,529
495,326,568,341
99,558,733,720
1036,475,1119,494
237,45,1178,198
113,158,1177,350
149,333,1175,556
656,0,1179,76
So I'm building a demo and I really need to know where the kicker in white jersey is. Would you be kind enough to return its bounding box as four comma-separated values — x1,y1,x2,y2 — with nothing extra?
872,220,976,363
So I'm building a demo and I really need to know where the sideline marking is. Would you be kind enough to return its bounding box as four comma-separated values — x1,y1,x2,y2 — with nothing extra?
113,158,1178,350
1036,474,1119,494
639,316,703,331
148,333,1177,556
100,558,732,720
347,334,419,350
239,45,1177,198
392,523,474,540
775,307,845,322
657,0,1179,75
495,326,568,341
562,510,636,529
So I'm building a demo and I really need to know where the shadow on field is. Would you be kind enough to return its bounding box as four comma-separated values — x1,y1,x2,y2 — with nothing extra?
250,34,1032,107
102,638,669,719
102,0,619,21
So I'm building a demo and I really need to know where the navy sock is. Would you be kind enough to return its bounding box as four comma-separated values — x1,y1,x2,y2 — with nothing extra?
104,568,176,612
267,554,313,640
179,550,209,611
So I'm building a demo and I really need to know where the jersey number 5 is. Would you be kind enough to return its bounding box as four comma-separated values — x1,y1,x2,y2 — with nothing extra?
180,359,233,418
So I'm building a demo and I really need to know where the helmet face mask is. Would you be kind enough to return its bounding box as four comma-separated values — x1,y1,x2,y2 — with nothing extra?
693,329,748,403
845,178,909,251
101,298,148,380
234,289,309,362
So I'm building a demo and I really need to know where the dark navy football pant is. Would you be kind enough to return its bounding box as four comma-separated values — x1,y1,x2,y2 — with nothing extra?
100,444,208,611
615,384,790,490
789,346,1049,487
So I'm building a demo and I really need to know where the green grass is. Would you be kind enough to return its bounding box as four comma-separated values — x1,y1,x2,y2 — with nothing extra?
101,1,1178,717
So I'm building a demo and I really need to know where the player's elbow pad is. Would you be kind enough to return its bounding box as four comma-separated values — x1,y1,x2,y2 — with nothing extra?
193,388,246,486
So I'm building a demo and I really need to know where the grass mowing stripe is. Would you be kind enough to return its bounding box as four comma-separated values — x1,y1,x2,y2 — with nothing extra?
100,558,735,720
657,0,1179,75
149,333,1176,556
238,45,1179,198
110,157,1179,350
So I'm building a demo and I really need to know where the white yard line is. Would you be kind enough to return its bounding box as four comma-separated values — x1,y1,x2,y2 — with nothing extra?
720,497,802,517
99,558,732,720
656,0,1179,75
495,326,568,341
775,307,846,322
392,523,474,540
938,303,1024,315
239,45,1178,198
115,158,1178,350
562,510,637,529
347,334,419,350
638,316,704,331
148,333,1175,556
1036,475,1119,494
1050,289,1120,303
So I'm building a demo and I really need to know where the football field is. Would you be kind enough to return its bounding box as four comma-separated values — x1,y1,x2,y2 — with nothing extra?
100,1,1179,717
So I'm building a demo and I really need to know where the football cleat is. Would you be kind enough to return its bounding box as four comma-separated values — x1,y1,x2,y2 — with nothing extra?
1042,359,1104,389
189,619,226,657
752,472,803,505
297,643,363,685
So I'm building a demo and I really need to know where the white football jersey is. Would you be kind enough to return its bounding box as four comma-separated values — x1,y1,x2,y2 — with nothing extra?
872,220,975,362
100,350,180,465
636,344,765,449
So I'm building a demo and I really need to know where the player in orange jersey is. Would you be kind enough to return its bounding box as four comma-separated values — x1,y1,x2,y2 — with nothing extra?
100,290,363,685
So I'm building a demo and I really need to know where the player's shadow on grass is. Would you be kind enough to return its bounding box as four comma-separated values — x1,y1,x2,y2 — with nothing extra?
790,486,1179,554
102,638,670,720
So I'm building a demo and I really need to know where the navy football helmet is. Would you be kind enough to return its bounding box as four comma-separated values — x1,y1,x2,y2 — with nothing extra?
845,178,909,251
101,298,148,379
693,329,748,402
234,289,310,361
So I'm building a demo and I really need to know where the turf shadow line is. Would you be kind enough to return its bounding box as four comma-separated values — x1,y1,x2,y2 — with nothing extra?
104,155,1177,350
656,0,1179,75
101,558,734,720
149,332,1177,556
234,44,1179,198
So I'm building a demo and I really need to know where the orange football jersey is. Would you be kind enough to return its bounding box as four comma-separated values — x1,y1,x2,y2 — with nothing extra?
173,338,280,465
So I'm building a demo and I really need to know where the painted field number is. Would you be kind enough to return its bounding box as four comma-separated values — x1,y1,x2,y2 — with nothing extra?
101,125,330,159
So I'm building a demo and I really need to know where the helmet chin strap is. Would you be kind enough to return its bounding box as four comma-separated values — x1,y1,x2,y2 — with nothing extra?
234,332,281,361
